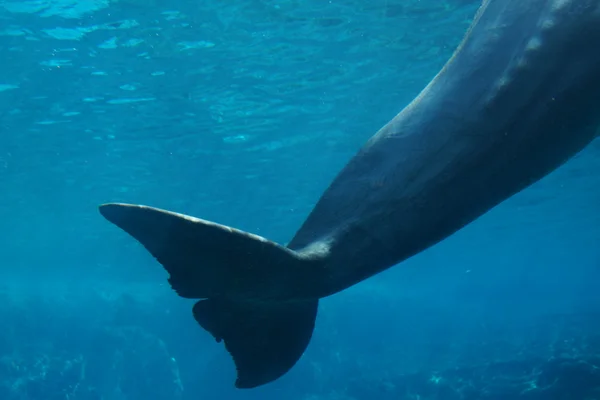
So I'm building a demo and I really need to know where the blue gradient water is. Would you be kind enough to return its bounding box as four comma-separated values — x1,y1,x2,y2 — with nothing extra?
1,0,599,399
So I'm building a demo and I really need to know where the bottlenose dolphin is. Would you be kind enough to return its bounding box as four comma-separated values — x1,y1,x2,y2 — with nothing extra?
99,0,600,389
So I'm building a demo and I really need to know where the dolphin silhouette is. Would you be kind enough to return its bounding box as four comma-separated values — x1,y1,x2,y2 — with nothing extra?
99,0,600,389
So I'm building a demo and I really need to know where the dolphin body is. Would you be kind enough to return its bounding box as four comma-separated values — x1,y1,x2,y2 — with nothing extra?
99,0,600,389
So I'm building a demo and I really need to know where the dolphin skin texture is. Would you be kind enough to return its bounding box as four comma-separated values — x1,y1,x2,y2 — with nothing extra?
99,0,600,389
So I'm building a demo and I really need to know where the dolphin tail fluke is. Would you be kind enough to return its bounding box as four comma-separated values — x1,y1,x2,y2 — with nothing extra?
193,297,318,388
98,202,319,299
99,202,321,388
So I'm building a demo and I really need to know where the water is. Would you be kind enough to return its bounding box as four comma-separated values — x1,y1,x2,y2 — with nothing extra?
1,0,599,399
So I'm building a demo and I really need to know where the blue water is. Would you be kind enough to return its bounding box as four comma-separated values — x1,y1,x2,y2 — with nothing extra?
1,0,600,399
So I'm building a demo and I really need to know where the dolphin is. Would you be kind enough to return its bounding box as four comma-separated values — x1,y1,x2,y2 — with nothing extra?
99,0,600,389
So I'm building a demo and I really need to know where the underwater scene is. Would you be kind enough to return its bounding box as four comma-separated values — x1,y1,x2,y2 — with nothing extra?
2,0,600,399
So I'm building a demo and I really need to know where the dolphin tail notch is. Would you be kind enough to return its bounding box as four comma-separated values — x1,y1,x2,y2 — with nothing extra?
98,202,320,388
193,297,318,388
98,202,316,300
